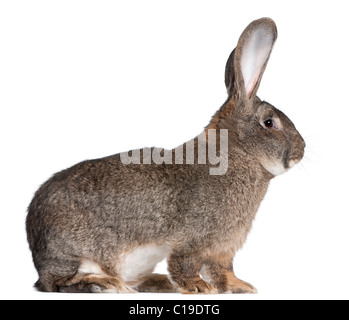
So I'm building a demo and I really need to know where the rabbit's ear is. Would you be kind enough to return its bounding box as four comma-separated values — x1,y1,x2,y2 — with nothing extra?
226,18,277,102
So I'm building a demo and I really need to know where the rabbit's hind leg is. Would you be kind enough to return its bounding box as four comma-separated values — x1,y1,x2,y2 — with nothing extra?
57,273,136,293
55,258,136,293
134,273,178,293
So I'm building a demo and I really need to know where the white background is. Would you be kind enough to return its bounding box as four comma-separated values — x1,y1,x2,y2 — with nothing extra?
1,0,348,300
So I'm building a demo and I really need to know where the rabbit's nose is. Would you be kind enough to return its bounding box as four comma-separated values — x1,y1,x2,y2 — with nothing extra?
296,133,306,151
290,134,306,163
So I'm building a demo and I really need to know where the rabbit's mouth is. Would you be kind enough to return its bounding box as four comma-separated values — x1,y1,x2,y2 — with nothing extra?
261,157,290,176
286,148,305,169
284,154,303,170
261,151,304,177
288,158,300,169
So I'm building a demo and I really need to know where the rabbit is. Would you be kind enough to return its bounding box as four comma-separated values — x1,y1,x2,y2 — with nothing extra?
26,17,305,294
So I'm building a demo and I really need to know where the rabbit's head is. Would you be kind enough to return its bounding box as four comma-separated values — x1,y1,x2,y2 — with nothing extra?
208,18,305,176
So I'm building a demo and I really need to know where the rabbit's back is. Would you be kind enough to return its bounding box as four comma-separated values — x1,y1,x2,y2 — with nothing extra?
27,147,269,264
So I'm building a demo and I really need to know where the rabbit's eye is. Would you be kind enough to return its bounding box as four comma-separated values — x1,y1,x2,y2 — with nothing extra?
264,119,274,128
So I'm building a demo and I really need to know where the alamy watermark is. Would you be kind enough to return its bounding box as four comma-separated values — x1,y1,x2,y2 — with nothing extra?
120,129,228,175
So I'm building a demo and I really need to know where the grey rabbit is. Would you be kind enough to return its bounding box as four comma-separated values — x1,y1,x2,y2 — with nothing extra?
26,18,305,294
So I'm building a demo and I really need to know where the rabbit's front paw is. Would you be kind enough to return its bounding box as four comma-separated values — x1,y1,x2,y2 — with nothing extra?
227,277,258,294
178,277,218,294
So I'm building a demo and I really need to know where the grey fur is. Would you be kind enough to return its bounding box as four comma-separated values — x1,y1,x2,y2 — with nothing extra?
26,18,305,294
